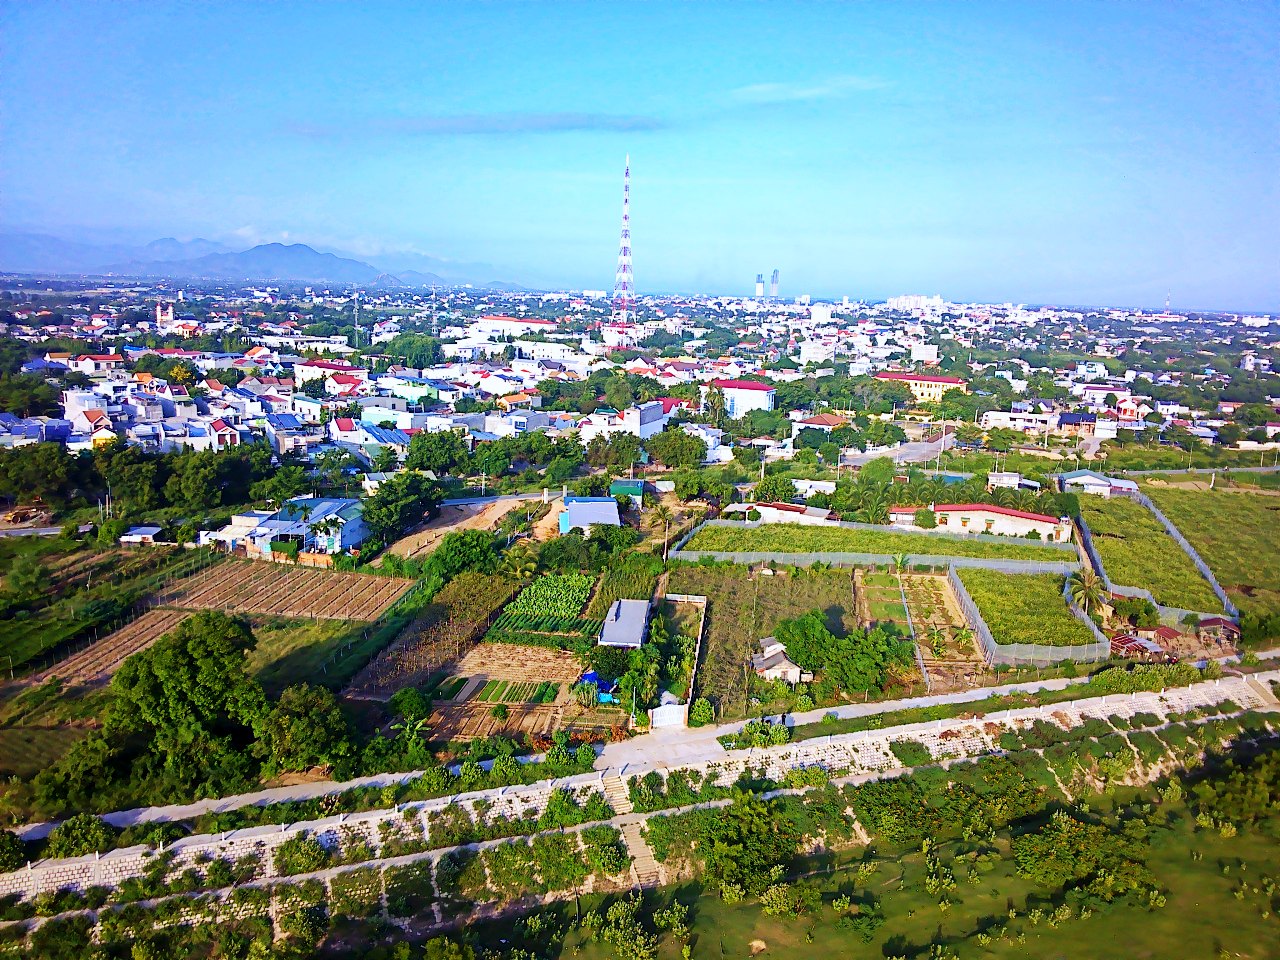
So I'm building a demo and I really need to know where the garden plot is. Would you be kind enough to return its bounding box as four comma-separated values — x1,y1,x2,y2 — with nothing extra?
668,564,857,719
424,641,611,743
35,609,190,687
899,574,986,692
1141,485,1280,617
162,561,414,620
857,570,909,628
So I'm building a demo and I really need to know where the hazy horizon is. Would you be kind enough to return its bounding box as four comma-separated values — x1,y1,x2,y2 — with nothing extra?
2,2,1277,309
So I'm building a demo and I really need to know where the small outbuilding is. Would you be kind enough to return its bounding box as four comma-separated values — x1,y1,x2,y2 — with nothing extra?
598,598,650,649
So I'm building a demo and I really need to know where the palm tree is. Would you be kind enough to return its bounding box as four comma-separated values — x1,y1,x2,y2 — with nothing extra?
1067,569,1104,616
651,503,675,561
499,542,538,581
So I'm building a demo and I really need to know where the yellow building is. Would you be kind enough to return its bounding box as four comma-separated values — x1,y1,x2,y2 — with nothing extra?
874,371,968,404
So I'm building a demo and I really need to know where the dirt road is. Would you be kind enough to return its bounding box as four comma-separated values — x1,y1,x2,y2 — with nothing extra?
385,500,525,558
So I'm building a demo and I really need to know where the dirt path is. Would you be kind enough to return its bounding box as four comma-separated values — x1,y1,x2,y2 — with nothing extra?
386,500,525,559
532,504,562,541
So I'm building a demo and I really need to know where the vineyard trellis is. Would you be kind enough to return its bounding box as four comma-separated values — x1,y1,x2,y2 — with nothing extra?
345,573,520,699
159,561,415,620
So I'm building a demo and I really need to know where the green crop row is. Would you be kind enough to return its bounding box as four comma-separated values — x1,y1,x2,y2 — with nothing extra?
506,574,595,620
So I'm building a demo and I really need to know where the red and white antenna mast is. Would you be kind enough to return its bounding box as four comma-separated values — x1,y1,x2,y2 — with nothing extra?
613,155,634,322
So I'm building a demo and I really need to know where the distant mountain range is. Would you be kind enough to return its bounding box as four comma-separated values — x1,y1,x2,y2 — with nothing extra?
0,231,526,289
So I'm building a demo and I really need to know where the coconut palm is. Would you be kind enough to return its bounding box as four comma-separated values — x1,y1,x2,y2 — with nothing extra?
1067,569,1105,616
651,503,675,561
499,542,539,581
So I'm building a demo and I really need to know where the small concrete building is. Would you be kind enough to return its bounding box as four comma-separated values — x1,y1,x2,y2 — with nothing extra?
889,503,1073,542
559,497,622,535
751,636,812,684
599,599,649,649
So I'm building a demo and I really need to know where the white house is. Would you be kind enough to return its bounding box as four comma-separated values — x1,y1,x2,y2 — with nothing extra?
1059,470,1139,498
751,636,812,684
889,503,1073,542
752,502,837,525
702,379,777,418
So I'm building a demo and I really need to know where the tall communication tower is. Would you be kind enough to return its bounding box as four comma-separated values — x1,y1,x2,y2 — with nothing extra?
613,155,634,321
770,269,779,298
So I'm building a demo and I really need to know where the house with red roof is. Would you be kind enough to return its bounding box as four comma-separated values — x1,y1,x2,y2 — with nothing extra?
700,378,777,417
888,503,1072,542
791,412,848,439
874,370,967,403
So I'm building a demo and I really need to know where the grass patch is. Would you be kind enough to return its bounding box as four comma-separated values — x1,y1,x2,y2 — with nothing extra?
0,726,88,778
1080,496,1221,610
957,569,1099,647
686,522,1067,560
1141,486,1280,616
244,616,368,694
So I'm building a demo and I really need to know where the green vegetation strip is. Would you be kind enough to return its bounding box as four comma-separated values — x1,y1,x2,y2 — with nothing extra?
686,523,1068,560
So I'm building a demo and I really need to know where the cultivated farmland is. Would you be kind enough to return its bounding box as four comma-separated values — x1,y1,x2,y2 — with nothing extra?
1141,485,1280,616
35,609,190,686
956,569,1097,647
685,522,1068,561
668,563,857,718
1079,496,1221,611
345,573,518,698
506,574,594,619
160,561,415,620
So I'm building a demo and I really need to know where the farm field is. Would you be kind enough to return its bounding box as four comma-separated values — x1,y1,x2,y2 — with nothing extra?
34,609,190,687
383,499,525,559
1079,496,1221,611
667,564,857,718
425,641,619,742
1141,485,1280,617
243,616,370,694
0,543,214,676
346,573,518,698
957,569,1097,647
685,522,1069,560
900,574,985,691
161,560,414,620
505,573,594,619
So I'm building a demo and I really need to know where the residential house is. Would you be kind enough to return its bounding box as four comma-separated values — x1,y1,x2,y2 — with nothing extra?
889,503,1072,542
873,371,967,403
701,379,777,417
598,599,649,649
559,497,622,535
751,636,812,685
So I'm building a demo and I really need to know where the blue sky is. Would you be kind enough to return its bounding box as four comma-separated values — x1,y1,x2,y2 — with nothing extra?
3,1,1277,308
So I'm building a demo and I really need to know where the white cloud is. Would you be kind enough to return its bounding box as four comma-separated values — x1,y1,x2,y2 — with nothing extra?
730,75,889,104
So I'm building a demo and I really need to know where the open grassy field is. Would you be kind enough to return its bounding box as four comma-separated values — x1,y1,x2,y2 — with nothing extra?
460,787,1280,960
1079,496,1222,611
667,563,856,718
686,522,1068,560
1142,485,1280,616
957,569,1098,647
0,726,87,779
244,616,371,694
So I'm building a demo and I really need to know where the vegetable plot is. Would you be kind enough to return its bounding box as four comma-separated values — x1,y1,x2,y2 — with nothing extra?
956,569,1096,647
506,574,594,619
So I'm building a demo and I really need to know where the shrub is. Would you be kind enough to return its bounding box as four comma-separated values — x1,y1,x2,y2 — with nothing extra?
45,814,116,859
273,835,330,876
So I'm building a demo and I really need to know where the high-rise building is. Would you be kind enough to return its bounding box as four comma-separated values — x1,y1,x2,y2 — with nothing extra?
754,273,765,298
770,269,779,298
613,156,633,321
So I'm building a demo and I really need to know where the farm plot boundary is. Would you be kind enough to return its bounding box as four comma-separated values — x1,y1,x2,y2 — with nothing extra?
159,561,414,620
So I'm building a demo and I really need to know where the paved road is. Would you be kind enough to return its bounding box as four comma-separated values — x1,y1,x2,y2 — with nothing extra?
441,492,555,507
0,524,91,538
842,431,955,468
